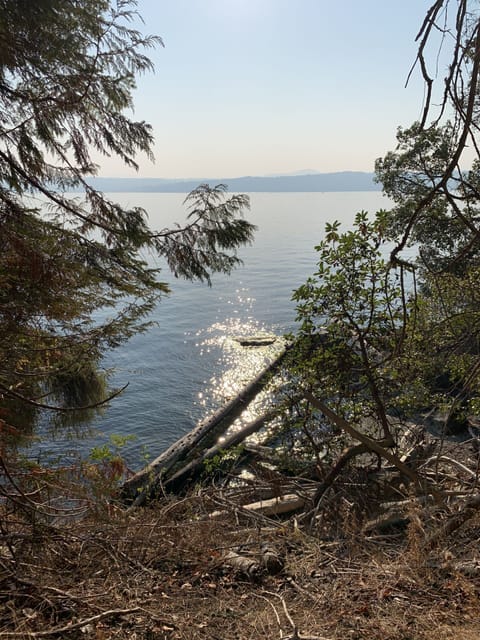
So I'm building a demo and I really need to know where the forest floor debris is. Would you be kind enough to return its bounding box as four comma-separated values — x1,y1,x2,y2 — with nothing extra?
2,471,480,640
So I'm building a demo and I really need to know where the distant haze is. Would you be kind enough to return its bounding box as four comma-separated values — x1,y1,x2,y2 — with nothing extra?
92,1,434,179
86,171,380,193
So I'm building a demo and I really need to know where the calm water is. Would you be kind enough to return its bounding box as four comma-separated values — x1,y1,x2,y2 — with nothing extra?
36,191,390,469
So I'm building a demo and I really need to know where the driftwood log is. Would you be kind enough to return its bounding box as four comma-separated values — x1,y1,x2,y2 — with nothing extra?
121,340,287,505
210,489,315,520
242,493,310,516
222,544,284,578
164,408,280,491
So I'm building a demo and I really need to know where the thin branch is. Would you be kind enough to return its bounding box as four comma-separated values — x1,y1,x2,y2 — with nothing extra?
303,391,445,503
0,381,128,412
0,607,141,637
392,18,480,263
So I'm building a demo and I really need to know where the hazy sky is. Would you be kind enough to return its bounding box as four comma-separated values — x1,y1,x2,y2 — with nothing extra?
99,1,438,179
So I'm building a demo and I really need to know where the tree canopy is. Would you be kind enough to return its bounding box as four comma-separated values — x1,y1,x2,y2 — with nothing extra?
287,0,480,495
0,0,255,438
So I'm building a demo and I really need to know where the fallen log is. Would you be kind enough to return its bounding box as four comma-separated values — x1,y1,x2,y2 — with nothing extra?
121,340,288,504
210,491,314,519
164,407,280,492
243,493,309,516
363,511,410,534
222,550,262,579
222,544,284,578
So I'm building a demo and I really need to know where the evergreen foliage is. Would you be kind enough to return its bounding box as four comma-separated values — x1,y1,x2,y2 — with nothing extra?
0,0,255,435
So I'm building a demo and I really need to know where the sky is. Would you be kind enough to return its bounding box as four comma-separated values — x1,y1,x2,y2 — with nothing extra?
98,0,441,179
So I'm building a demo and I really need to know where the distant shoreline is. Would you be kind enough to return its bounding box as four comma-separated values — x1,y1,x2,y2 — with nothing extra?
84,171,381,193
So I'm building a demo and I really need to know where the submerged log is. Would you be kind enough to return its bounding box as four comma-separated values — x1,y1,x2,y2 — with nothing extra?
120,340,288,505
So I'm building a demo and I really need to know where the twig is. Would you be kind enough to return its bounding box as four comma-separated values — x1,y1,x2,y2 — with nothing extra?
258,591,330,640
257,594,284,639
0,607,141,637
285,576,324,606
263,591,297,634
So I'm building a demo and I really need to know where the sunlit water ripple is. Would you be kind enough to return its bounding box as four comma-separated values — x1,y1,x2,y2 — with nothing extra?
34,191,392,469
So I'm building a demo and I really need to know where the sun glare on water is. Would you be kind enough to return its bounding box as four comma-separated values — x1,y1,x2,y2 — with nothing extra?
192,309,286,446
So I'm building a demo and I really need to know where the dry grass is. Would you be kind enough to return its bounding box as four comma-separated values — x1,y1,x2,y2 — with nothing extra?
1,485,480,640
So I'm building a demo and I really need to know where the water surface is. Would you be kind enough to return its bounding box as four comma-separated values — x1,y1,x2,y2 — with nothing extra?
36,191,391,468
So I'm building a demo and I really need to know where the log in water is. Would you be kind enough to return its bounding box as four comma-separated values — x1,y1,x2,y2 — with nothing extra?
120,337,288,505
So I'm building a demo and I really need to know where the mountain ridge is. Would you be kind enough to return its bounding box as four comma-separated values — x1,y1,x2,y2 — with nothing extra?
85,171,380,193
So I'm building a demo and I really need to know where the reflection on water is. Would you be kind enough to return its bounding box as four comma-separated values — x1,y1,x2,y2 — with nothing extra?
192,307,287,443
27,191,391,469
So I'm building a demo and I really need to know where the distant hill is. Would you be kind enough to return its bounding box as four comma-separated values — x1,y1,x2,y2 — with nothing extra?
85,171,380,193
